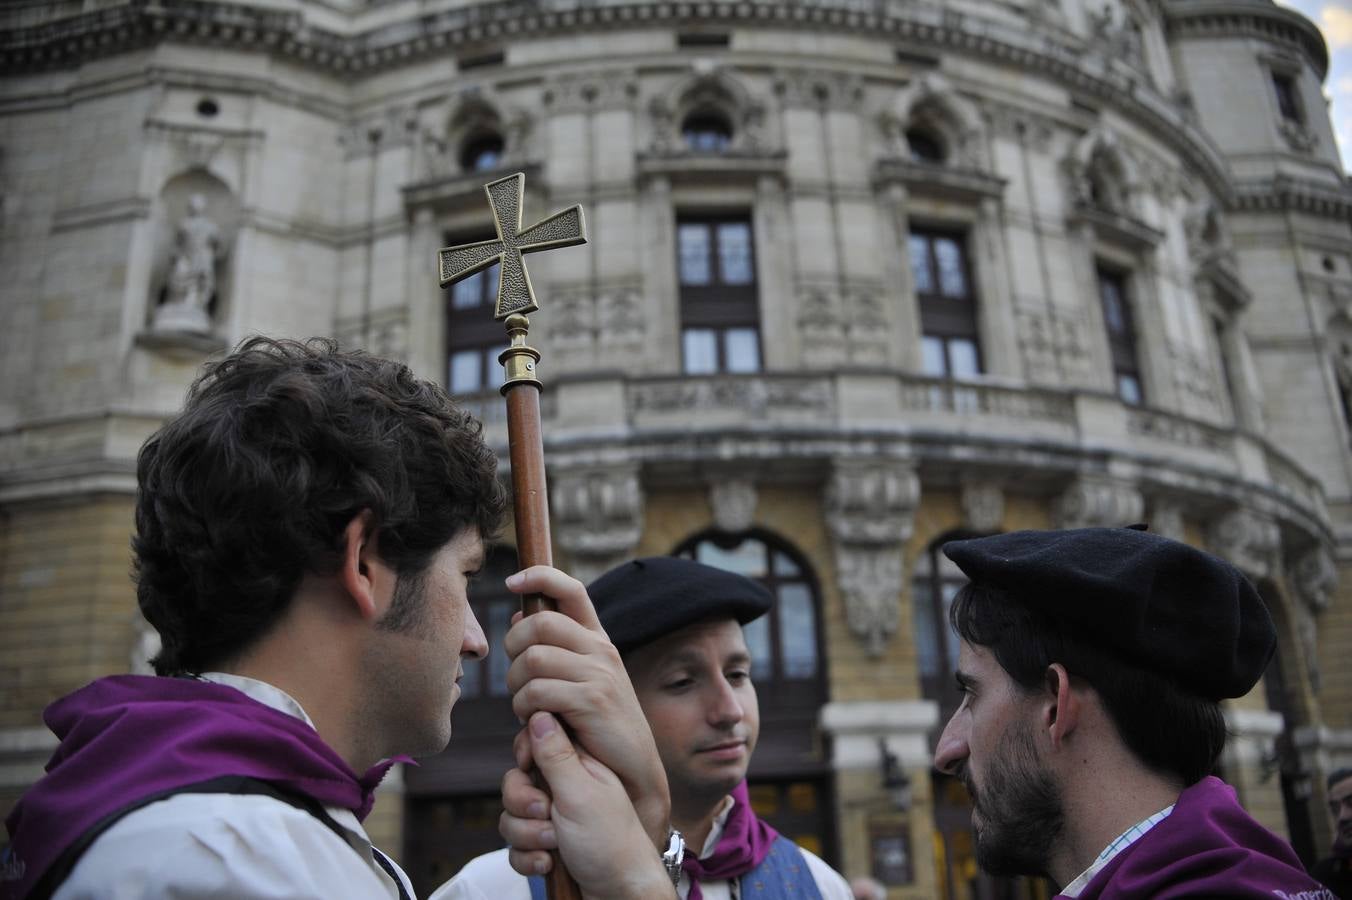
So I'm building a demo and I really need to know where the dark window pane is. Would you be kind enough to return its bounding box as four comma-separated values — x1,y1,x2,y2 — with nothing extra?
1272,73,1301,123
909,234,933,294
1118,373,1143,405
487,600,513,696
450,350,483,393
488,345,507,388
679,224,712,285
949,339,980,379
743,615,772,681
717,222,754,285
772,552,801,577
778,583,817,678
1101,278,1126,335
912,577,940,679
907,128,945,164
683,113,733,153
683,328,718,374
724,328,761,373
935,238,967,298
921,336,947,376
461,135,505,172
453,271,485,310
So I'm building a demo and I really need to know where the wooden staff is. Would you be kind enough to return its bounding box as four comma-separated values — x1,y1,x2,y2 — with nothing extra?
437,173,586,900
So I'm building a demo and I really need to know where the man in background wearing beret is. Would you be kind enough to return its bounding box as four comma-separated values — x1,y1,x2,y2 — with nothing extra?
936,526,1335,899
1312,767,1352,897
439,556,852,900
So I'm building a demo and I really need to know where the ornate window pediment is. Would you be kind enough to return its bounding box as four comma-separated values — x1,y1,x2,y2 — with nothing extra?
875,73,1000,201
640,68,783,181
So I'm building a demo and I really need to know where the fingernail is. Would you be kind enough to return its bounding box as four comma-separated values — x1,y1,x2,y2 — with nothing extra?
541,828,555,848
531,713,557,738
528,800,547,818
506,571,525,589
534,855,551,874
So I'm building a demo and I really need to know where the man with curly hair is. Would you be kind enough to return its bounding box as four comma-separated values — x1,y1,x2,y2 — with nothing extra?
3,337,672,900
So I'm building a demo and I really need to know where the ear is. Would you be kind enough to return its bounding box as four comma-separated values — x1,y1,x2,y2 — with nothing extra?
338,510,385,622
1042,663,1082,750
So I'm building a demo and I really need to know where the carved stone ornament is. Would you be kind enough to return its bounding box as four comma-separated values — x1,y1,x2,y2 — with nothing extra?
825,460,920,546
709,479,758,533
1053,476,1144,529
552,464,644,582
1148,501,1186,542
1207,508,1282,581
1293,545,1337,613
825,460,919,657
960,481,1004,534
834,544,904,657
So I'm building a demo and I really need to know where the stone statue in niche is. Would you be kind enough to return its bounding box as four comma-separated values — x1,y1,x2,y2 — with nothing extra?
154,194,224,334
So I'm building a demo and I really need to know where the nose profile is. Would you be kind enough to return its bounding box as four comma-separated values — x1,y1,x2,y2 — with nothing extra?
461,607,489,661
933,711,968,775
708,674,745,728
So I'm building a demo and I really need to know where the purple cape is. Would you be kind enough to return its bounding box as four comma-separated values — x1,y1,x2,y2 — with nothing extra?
1060,776,1336,899
2,675,400,900
681,781,780,900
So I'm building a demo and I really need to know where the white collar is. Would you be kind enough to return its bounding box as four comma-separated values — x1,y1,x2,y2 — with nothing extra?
698,795,738,859
196,672,371,842
1060,804,1174,897
199,671,318,728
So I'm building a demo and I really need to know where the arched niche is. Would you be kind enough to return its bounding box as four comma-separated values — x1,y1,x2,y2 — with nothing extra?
149,169,239,330
883,73,986,169
650,68,768,155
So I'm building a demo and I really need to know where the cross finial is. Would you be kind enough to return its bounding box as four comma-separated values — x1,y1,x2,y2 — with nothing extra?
436,173,587,320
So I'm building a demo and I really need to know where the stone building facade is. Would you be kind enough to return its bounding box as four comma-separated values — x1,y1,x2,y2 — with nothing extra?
2,0,1351,897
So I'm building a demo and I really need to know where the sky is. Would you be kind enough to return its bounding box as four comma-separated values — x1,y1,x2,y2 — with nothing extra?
1275,0,1352,171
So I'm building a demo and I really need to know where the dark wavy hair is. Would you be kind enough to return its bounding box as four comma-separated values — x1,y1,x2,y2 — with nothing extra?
134,336,506,675
950,582,1227,786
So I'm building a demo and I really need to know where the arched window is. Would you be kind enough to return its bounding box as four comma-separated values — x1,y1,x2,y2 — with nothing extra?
682,110,733,153
459,133,504,172
905,127,946,164
673,530,822,692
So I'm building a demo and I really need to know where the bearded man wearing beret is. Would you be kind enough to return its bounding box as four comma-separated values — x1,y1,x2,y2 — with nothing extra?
935,526,1335,899
439,557,852,900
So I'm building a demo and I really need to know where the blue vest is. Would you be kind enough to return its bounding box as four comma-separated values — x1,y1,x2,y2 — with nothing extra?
528,835,825,899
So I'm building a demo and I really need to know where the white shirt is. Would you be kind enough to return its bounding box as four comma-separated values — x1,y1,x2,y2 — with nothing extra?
53,673,414,900
1059,804,1174,898
432,795,853,900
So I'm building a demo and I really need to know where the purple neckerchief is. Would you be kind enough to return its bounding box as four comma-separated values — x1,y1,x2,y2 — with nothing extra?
2,675,404,900
1058,776,1336,899
681,781,780,900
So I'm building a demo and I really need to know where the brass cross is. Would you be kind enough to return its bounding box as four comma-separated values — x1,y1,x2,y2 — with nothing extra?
436,173,587,320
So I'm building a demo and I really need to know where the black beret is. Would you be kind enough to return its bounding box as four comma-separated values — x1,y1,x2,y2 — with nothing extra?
587,557,774,656
941,527,1276,700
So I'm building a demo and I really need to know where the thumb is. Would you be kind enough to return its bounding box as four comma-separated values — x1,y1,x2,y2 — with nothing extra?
528,712,583,790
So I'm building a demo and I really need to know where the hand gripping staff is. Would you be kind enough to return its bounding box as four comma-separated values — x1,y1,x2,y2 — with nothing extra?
437,173,587,900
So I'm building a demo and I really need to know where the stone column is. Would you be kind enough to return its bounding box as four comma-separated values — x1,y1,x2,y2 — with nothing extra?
824,458,920,656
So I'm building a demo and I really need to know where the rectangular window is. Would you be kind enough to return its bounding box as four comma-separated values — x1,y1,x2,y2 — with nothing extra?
910,228,983,379
1098,266,1145,405
678,215,762,374
1271,71,1302,123
445,231,508,396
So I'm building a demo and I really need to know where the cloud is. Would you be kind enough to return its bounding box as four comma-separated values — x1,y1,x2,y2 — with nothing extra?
1321,6,1352,49
1335,76,1352,96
